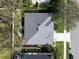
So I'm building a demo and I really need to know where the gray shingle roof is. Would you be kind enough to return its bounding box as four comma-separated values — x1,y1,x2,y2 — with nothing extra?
24,13,54,45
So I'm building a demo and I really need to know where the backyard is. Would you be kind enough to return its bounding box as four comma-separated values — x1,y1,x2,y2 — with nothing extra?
22,0,52,13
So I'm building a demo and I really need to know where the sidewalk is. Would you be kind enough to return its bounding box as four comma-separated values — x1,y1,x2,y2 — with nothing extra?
54,31,70,42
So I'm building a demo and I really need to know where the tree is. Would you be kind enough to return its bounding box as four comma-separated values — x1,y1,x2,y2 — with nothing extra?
27,0,32,8
63,1,79,31
48,0,64,13
13,0,23,9
0,11,12,51
51,0,79,31
0,0,23,49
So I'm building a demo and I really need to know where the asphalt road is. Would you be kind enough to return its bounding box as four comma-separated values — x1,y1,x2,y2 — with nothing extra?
70,22,79,59
70,1,79,59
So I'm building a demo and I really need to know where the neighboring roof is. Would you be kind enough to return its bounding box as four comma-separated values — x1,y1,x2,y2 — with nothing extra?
24,13,54,45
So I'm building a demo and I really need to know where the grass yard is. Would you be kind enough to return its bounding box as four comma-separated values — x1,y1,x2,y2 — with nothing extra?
53,41,70,59
54,15,64,33
0,23,8,29
39,3,48,10
54,41,64,59
0,48,12,59
66,42,70,59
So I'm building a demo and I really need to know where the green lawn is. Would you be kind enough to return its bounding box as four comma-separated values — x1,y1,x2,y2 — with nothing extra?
66,42,70,59
39,3,48,10
0,23,8,29
54,41,64,59
53,41,70,59
54,14,64,33
0,48,11,59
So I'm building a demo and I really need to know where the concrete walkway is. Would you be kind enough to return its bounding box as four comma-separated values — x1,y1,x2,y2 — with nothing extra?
54,31,70,42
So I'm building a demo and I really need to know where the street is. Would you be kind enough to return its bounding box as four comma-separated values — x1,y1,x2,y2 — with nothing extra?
70,22,79,59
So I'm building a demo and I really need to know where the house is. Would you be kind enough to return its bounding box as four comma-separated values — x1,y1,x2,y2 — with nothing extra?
24,13,54,45
14,45,53,59
15,12,54,59
16,54,51,59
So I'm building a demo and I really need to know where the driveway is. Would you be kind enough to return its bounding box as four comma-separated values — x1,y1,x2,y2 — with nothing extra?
70,22,79,59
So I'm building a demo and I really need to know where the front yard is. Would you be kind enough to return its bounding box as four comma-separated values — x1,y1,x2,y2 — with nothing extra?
52,41,70,59
66,42,70,59
53,41,64,59
54,15,64,33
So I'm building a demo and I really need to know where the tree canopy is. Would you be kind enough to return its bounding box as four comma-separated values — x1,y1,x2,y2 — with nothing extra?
53,0,79,31
63,1,79,31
